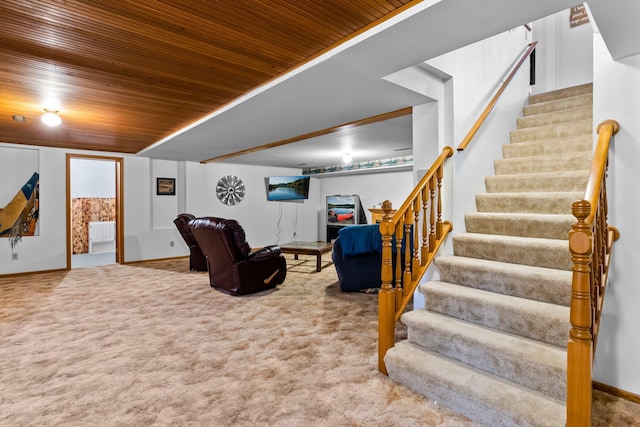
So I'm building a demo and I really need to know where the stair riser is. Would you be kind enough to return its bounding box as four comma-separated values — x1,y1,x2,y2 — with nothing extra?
464,214,573,240
517,106,592,129
494,152,592,175
502,135,592,158
453,235,573,270
403,312,567,400
486,172,589,193
385,342,566,427
423,283,570,347
475,193,582,214
528,83,592,104
435,256,571,306
523,93,592,116
510,120,592,143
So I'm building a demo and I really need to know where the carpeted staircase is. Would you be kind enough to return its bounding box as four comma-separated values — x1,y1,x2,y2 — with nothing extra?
385,83,594,426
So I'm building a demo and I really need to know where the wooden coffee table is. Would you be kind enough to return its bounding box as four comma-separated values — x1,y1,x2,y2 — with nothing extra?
279,241,333,272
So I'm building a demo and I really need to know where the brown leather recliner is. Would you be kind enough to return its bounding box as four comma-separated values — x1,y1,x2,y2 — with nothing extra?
173,213,208,271
189,217,287,295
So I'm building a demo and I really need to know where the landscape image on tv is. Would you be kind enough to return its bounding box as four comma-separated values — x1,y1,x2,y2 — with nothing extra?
267,176,310,201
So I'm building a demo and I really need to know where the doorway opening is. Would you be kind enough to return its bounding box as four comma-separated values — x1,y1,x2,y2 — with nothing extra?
66,154,124,269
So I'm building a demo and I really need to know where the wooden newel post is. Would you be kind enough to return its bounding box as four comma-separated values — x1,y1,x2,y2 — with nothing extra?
378,200,395,374
567,200,594,426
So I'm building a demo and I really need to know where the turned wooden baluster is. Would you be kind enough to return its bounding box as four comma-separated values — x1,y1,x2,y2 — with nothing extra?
416,189,427,280
436,163,444,240
403,213,412,299
420,187,428,266
428,174,436,254
394,221,404,312
378,200,396,374
567,200,593,426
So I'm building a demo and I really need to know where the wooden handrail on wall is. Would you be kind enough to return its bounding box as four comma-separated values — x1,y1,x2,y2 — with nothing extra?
457,41,538,152
378,146,454,374
567,119,620,426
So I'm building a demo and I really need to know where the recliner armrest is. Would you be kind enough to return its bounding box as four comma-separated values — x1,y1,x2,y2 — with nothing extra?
248,245,281,262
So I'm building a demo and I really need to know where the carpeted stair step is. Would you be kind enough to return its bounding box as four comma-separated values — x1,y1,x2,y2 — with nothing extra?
475,192,583,214
528,83,592,104
494,151,592,175
385,341,566,427
523,93,592,116
516,105,592,129
502,134,592,159
464,212,574,240
510,119,592,143
453,233,572,270
401,310,567,400
435,255,571,306
421,281,570,347
485,170,589,193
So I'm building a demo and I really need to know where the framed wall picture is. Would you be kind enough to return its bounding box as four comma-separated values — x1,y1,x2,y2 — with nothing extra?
156,177,176,195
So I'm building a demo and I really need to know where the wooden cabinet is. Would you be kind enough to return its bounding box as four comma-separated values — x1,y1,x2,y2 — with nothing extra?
368,208,396,223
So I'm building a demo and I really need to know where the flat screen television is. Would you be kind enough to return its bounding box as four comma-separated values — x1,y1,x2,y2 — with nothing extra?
326,194,366,226
266,175,310,201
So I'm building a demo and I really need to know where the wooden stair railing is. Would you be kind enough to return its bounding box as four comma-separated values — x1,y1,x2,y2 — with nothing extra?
458,41,538,152
377,40,537,375
567,119,620,426
378,146,454,374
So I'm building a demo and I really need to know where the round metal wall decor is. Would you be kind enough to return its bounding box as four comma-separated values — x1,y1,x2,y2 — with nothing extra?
216,175,245,205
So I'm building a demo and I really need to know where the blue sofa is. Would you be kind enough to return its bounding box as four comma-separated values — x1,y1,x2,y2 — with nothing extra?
332,225,383,292
332,224,413,292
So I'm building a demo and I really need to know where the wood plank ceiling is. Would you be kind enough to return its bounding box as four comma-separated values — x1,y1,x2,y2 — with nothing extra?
0,0,418,155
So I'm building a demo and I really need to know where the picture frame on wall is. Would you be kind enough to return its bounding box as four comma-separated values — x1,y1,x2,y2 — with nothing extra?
156,178,176,195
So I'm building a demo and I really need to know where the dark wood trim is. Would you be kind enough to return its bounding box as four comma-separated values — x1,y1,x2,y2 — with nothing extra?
594,381,640,405
201,107,413,164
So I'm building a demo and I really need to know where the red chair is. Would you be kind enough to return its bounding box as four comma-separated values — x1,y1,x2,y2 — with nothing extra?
189,217,287,295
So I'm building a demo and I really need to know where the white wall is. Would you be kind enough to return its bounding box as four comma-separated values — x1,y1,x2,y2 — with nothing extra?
0,145,67,274
71,158,115,198
150,159,179,230
0,146,39,205
187,162,321,247
532,8,594,94
591,34,640,395
0,144,327,272
426,27,534,235
124,159,323,261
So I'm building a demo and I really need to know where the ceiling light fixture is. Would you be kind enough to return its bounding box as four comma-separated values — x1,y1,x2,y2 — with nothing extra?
342,153,352,164
41,109,62,127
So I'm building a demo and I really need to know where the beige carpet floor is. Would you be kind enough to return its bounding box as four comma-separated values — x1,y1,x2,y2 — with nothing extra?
0,256,638,426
